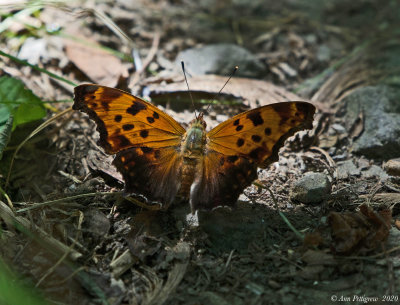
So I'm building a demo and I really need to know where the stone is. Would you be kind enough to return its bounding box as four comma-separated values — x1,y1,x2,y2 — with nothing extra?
175,43,266,78
362,165,389,180
290,172,331,204
343,85,400,159
83,208,110,243
384,159,400,176
336,160,360,179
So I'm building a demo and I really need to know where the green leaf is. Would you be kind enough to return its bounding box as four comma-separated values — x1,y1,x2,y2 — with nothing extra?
0,258,49,305
0,76,46,130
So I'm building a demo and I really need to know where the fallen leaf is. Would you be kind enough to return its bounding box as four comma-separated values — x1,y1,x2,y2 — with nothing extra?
328,204,392,255
301,249,336,265
303,232,324,248
65,36,128,87
146,74,304,109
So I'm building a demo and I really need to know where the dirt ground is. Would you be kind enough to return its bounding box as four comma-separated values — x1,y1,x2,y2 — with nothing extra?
1,1,400,304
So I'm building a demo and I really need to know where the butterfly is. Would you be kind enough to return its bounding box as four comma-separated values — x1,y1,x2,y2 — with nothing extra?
73,84,315,212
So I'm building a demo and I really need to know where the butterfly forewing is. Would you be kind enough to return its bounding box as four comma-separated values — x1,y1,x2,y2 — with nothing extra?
73,84,186,154
206,102,315,168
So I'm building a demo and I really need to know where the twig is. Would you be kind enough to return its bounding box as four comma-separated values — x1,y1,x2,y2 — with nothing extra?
225,249,235,269
310,146,336,168
16,191,121,213
130,32,161,87
0,185,13,209
0,50,76,86
253,181,304,241
36,238,77,288
0,200,82,261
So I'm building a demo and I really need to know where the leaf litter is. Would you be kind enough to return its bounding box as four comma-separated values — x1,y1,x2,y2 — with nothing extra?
0,1,400,304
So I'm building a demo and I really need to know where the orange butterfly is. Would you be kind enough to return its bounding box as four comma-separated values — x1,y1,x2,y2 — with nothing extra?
73,84,315,212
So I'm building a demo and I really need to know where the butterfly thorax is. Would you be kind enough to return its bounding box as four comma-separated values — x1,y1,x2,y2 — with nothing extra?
182,116,207,156
178,116,207,200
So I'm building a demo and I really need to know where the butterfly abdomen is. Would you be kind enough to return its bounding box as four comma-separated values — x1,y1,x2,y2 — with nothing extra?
178,118,207,201
178,157,199,200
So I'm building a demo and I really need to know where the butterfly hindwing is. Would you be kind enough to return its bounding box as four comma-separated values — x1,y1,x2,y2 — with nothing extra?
190,151,257,210
207,102,315,168
73,84,186,154
113,146,182,207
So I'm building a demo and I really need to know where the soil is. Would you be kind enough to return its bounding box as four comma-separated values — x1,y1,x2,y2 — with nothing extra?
0,1,399,304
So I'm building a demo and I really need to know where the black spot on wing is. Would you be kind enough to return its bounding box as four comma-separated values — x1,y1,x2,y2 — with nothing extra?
264,127,271,136
295,102,313,115
140,130,149,138
114,135,131,148
122,124,134,131
101,89,122,100
236,125,243,132
270,103,292,126
251,135,261,142
127,102,147,116
246,111,264,126
115,115,122,122
233,119,240,126
147,116,155,123
237,138,245,147
101,101,110,111
153,111,159,119
82,85,98,95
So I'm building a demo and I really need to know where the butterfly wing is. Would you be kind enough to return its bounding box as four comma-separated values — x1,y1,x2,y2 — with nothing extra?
207,102,315,168
113,146,182,206
190,102,315,210
190,151,257,211
73,84,186,154
73,84,185,206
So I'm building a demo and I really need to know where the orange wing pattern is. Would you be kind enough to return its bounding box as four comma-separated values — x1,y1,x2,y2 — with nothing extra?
191,151,257,211
73,84,185,154
207,102,315,168
113,146,182,207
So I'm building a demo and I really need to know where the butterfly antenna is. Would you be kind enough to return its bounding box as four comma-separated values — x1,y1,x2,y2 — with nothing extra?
181,61,198,119
205,66,238,114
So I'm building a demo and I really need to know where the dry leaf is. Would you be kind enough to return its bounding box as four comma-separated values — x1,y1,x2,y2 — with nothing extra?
303,232,324,248
301,249,335,265
65,36,128,87
328,204,392,254
146,74,305,108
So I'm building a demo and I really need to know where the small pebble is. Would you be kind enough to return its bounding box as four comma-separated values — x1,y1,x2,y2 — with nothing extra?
384,159,400,176
290,172,331,204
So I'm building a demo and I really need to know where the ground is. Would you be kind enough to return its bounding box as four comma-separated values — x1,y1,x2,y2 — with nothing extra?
0,1,399,304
